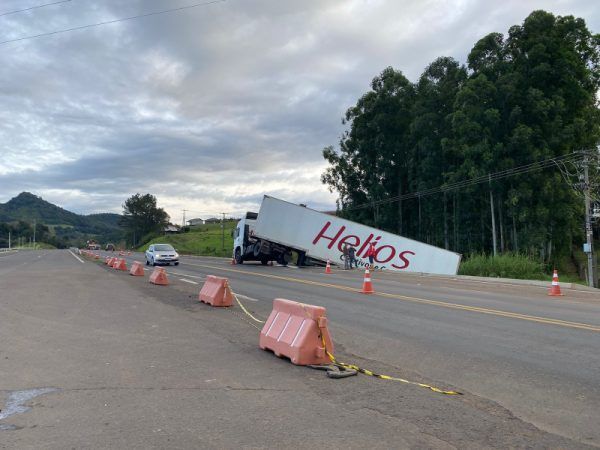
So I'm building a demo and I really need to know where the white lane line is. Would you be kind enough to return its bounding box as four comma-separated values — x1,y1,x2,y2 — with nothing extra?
235,293,260,302
68,250,85,264
179,278,199,285
170,271,205,280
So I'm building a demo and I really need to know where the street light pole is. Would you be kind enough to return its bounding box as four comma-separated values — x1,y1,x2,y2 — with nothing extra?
221,212,225,251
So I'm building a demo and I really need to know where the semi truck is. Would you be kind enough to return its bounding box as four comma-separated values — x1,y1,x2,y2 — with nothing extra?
233,196,461,275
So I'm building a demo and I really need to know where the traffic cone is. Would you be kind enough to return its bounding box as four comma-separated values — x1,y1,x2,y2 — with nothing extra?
548,269,564,296
325,260,332,274
362,268,374,294
230,257,236,265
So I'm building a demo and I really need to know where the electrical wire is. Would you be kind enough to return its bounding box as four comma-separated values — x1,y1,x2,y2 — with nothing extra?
0,0,71,18
0,0,226,45
343,152,586,211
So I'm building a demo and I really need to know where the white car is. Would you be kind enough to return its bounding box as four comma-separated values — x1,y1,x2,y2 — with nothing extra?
145,244,179,266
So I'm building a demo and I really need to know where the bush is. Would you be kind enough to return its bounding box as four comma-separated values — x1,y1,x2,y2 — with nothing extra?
459,253,546,280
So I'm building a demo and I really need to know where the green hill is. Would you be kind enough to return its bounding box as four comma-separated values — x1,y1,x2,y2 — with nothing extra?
137,222,237,257
0,192,123,247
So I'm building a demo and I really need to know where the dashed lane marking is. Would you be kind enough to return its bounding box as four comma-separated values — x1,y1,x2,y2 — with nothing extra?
179,278,199,285
182,262,600,333
68,250,85,264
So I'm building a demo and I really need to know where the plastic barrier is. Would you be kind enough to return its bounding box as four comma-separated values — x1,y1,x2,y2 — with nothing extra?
198,275,233,307
149,267,169,285
106,257,115,266
259,298,334,366
130,261,145,276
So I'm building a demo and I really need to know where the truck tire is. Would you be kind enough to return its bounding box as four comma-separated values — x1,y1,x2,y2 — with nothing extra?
235,248,243,264
253,241,262,257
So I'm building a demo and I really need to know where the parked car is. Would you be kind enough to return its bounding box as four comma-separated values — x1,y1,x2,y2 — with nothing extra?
105,243,115,251
145,243,179,266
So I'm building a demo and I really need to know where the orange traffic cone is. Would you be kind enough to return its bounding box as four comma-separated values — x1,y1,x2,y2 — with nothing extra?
548,269,564,296
230,257,236,265
325,260,332,274
362,268,374,294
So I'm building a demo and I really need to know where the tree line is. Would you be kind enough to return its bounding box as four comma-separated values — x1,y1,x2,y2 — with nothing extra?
321,10,600,262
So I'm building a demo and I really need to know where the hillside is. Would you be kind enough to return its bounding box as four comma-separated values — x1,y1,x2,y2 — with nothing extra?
137,222,237,257
0,192,123,247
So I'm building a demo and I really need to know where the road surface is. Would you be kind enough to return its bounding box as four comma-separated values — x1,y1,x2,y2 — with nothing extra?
1,249,599,448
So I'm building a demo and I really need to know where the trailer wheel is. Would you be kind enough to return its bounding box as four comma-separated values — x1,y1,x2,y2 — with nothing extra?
235,248,243,265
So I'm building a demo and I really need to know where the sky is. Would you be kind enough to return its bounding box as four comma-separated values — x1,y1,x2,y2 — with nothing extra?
0,0,598,222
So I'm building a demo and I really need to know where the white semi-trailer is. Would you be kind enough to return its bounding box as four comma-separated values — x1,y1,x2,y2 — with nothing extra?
233,196,461,275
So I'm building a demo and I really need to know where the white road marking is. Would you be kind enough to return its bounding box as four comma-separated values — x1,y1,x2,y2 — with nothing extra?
179,278,199,285
68,250,85,264
170,271,205,280
235,293,260,302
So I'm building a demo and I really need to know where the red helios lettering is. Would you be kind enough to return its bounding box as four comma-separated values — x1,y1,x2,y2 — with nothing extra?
337,235,360,252
391,251,415,269
374,245,395,263
312,221,346,249
357,234,374,257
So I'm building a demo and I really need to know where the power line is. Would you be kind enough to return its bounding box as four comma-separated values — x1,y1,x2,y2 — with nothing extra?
343,152,586,212
0,0,71,18
0,0,226,46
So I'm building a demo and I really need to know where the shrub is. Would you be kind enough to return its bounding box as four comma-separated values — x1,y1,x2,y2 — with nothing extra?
459,253,546,280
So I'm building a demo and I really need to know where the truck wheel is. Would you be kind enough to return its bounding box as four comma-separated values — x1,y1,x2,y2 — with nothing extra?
253,241,262,257
235,248,243,265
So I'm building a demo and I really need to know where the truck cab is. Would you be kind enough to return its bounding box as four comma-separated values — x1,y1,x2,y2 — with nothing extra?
233,212,292,265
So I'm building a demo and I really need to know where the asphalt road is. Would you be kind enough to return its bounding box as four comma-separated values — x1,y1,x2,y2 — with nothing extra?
1,249,599,448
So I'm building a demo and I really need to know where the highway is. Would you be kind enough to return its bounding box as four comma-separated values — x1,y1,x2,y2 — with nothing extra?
1,249,599,448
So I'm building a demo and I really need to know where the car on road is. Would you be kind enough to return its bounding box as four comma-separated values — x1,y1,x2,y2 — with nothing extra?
145,244,179,266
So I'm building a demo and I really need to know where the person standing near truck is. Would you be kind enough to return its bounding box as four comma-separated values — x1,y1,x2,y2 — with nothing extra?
366,242,376,268
343,243,350,269
348,244,357,269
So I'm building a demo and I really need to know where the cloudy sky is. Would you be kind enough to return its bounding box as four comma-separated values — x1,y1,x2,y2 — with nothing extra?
0,0,597,221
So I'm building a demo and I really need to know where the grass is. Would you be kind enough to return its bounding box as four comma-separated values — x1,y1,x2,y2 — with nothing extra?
136,222,237,257
459,253,547,280
13,242,56,250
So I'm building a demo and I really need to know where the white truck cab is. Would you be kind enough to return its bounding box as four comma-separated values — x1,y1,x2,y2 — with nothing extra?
233,212,293,265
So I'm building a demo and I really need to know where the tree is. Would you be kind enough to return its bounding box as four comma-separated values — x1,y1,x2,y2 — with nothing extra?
120,194,169,246
321,10,600,265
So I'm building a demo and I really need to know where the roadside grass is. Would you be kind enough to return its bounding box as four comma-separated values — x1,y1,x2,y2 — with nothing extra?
459,253,547,280
13,242,56,250
136,222,237,257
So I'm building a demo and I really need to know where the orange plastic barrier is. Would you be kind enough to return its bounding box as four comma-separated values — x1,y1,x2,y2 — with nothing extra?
114,258,128,271
259,298,334,366
130,261,145,276
106,257,115,266
198,275,233,307
149,267,169,285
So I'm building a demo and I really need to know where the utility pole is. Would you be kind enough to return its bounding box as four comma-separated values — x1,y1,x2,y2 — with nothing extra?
8,231,11,249
489,174,498,257
583,154,595,287
221,212,225,251
182,209,188,229
33,219,36,248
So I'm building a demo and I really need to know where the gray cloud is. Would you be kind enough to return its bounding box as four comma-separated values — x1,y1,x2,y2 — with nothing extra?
0,0,597,219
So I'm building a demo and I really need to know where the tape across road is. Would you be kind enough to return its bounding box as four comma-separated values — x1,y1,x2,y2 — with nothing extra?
184,262,600,333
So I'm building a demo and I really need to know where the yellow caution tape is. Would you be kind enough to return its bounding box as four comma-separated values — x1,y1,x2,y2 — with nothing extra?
228,286,265,324
320,334,462,396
